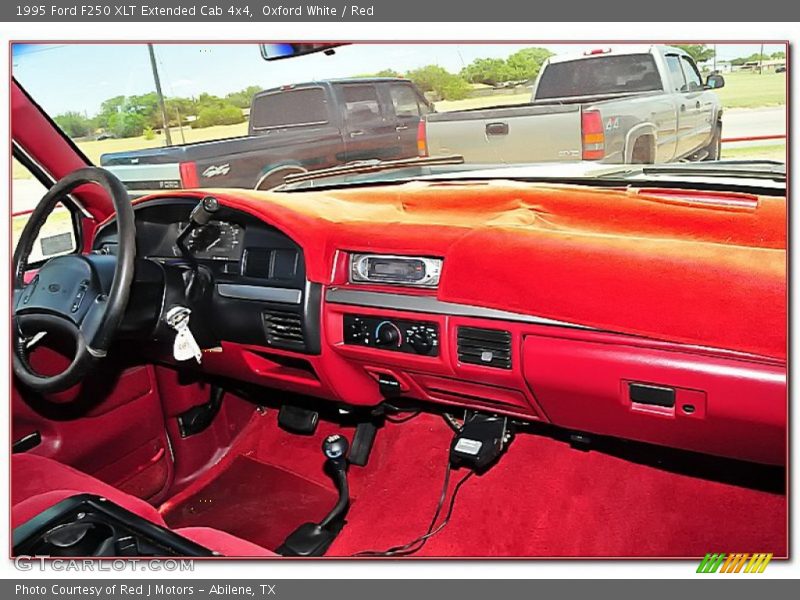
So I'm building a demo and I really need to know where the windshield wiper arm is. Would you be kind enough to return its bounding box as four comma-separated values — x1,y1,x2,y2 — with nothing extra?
642,164,785,181
598,161,785,182
282,155,465,185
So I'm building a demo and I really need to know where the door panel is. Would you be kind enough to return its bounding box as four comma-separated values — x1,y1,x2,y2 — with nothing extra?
678,56,708,155
339,83,400,161
12,352,173,502
660,54,687,161
388,83,428,157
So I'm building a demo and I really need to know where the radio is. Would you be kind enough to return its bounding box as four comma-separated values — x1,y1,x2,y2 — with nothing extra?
349,254,442,288
343,314,439,356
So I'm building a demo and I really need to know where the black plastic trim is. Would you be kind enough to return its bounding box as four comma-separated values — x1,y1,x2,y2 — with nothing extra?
13,494,215,557
629,382,676,408
12,431,41,454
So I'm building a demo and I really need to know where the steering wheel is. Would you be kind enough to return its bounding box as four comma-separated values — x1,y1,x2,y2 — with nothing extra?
13,167,136,393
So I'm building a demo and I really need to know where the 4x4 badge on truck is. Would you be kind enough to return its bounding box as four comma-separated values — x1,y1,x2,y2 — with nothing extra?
202,164,231,178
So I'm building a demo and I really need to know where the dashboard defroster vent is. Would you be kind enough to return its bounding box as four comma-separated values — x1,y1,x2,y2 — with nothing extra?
457,327,512,369
262,310,305,350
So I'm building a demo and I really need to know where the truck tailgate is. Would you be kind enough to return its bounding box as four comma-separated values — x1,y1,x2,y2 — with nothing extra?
425,104,583,163
101,144,196,192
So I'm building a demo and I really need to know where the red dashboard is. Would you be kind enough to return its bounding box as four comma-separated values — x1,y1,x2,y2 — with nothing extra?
124,183,786,466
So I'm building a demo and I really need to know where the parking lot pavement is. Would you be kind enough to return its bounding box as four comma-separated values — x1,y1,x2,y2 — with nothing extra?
12,178,47,214
723,106,785,141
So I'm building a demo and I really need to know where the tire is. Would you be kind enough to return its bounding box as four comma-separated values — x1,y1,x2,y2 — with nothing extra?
630,136,655,164
702,123,722,161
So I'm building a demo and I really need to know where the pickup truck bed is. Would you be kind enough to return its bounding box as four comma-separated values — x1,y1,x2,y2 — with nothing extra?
425,103,583,163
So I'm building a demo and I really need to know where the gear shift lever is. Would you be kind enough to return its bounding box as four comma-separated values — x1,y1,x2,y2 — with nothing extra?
323,433,349,464
277,433,352,556
319,434,350,529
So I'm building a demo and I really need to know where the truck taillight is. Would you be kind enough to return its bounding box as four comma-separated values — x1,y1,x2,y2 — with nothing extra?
417,119,428,157
179,162,200,188
581,110,605,160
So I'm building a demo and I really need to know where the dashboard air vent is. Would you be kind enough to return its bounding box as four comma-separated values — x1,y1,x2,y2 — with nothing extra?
457,327,512,369
262,310,304,349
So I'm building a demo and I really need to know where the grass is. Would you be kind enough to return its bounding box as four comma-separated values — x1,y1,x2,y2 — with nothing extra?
713,71,786,109
434,88,531,112
721,142,786,162
11,71,785,182
76,122,250,166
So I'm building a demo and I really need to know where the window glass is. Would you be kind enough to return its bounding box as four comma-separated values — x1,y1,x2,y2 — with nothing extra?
342,85,382,121
680,57,703,92
536,54,663,99
390,85,421,118
664,55,686,92
12,158,77,263
250,88,328,130
11,43,786,178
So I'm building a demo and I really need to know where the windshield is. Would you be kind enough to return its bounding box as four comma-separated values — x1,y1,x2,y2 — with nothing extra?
12,42,786,193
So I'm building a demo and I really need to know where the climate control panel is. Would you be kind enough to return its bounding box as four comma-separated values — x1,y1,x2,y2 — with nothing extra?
343,314,439,356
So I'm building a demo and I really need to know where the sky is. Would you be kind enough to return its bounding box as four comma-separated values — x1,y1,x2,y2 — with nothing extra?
12,42,786,117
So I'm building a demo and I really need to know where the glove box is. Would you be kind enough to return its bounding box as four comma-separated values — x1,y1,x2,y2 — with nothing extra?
521,333,785,465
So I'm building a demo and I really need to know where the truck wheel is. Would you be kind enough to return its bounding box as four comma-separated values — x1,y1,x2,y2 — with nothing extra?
255,167,307,191
630,136,655,164
702,123,723,161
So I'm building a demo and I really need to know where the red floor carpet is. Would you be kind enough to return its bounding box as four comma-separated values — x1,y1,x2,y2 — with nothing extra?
161,455,338,550
159,408,786,558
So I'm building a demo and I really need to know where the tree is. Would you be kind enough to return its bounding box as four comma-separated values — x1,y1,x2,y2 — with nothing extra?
124,93,161,129
505,47,554,81
191,104,245,129
461,58,513,86
224,85,263,109
770,51,786,60
405,65,470,100
731,53,769,66
164,97,197,127
195,92,228,111
54,111,93,138
95,95,126,129
107,111,147,138
675,45,716,63
438,76,471,100
355,68,402,78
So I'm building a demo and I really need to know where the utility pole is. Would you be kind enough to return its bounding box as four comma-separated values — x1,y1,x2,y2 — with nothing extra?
759,43,764,75
148,43,173,146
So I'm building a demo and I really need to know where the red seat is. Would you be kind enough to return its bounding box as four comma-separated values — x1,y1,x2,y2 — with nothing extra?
12,453,275,557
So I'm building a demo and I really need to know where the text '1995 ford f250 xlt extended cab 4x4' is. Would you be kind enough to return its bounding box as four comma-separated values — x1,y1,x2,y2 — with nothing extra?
424,45,725,165
100,77,433,191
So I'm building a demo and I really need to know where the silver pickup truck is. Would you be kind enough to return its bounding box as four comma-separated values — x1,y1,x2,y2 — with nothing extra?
424,45,725,164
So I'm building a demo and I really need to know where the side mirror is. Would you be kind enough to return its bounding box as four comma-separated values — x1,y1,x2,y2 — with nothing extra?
706,73,725,90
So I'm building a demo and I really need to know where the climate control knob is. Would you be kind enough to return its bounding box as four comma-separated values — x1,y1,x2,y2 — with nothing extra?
408,330,434,354
375,321,402,347
346,319,369,344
